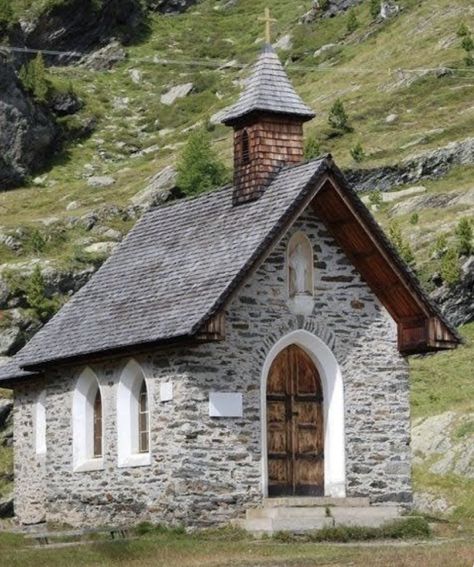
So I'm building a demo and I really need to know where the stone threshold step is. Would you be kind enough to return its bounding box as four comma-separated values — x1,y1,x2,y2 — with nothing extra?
263,497,371,508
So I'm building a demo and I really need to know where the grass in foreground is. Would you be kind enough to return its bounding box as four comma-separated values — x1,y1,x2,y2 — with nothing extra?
0,522,473,567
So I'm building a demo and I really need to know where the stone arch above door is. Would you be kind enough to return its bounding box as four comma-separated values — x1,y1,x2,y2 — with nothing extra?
260,329,346,498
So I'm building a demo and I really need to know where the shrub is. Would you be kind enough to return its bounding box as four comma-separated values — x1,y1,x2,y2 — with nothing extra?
319,0,330,10
370,0,380,20
441,247,461,286
328,99,351,132
389,221,415,267
455,217,473,256
368,189,382,206
304,135,321,160
0,0,13,34
461,33,474,66
350,142,365,163
25,265,61,322
347,10,359,33
457,23,469,37
19,53,50,103
176,129,228,196
409,213,419,225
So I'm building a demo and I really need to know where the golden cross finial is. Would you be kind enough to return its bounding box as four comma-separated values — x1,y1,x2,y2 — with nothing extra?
258,7,277,44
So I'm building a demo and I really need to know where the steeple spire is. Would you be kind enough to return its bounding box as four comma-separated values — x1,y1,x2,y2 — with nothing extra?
221,43,315,206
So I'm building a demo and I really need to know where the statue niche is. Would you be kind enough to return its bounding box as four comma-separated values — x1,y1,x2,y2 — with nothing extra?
287,232,315,315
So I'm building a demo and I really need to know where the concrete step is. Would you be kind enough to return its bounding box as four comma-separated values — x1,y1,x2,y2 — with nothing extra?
330,505,402,528
263,496,370,508
247,506,329,520
240,499,405,535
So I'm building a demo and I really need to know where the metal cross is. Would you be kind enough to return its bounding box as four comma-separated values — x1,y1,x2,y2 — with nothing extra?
259,7,277,44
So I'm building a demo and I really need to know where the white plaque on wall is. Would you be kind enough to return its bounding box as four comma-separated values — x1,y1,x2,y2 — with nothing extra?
160,382,173,402
209,393,243,418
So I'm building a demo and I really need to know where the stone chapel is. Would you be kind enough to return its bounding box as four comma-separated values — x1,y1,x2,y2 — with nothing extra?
0,43,460,533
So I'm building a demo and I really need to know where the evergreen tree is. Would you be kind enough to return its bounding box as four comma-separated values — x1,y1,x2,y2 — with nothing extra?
441,247,461,286
461,33,474,66
0,0,13,35
370,0,380,20
19,53,49,102
176,129,228,196
304,135,321,160
328,98,350,132
455,217,473,256
350,142,365,163
347,10,359,33
25,265,59,322
389,221,415,267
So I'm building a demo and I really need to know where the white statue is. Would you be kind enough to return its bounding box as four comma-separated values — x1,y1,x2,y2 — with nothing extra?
289,243,309,295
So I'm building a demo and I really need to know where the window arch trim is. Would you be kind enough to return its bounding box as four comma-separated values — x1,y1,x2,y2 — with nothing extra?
117,359,151,468
72,367,104,472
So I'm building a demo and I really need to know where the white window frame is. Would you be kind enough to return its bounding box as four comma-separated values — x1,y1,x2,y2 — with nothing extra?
34,390,47,456
117,359,151,468
72,367,104,472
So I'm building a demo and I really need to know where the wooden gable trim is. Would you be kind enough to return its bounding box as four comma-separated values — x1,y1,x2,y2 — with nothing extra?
312,175,459,354
196,312,226,341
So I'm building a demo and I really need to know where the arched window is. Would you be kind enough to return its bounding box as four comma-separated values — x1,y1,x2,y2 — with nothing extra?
138,381,150,454
117,359,151,467
93,389,103,458
241,129,250,165
287,231,314,298
34,390,47,456
72,367,104,471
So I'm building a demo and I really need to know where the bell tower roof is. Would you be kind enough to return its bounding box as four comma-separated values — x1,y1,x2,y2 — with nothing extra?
221,44,315,126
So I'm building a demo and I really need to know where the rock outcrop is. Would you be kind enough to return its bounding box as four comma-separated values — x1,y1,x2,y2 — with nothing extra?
431,256,474,327
19,0,145,64
0,54,58,189
346,138,474,192
147,0,199,13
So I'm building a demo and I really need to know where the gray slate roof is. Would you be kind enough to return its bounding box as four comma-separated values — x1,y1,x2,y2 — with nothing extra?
0,159,327,381
221,44,315,125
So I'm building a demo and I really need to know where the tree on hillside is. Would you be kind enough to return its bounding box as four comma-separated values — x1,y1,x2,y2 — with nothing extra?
370,0,381,20
328,99,351,132
347,10,359,33
19,53,50,102
0,0,13,35
389,221,415,268
176,130,228,196
455,217,473,256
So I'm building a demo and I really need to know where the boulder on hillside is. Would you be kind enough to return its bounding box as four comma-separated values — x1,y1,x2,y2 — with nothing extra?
147,0,199,13
0,54,58,190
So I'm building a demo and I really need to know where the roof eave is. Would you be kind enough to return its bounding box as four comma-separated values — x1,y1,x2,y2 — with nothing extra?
222,107,315,127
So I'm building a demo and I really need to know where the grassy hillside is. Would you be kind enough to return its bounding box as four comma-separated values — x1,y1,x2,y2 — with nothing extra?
0,0,472,274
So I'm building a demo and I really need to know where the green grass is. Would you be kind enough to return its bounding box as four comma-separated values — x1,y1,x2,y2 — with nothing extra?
0,0,473,272
0,524,473,567
410,322,474,418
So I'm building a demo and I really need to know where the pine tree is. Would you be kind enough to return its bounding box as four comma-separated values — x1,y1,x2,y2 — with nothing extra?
441,247,461,286
350,142,365,163
0,0,13,34
347,10,359,33
19,53,49,102
370,0,380,20
455,217,473,256
389,221,415,267
176,129,228,196
304,135,320,160
328,99,350,132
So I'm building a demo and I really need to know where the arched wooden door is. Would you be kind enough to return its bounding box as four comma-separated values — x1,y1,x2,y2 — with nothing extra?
267,344,324,496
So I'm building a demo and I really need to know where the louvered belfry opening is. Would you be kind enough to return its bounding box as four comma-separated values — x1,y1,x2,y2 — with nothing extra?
222,44,315,206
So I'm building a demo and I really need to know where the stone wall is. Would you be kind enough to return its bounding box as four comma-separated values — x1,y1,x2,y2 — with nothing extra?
13,209,412,527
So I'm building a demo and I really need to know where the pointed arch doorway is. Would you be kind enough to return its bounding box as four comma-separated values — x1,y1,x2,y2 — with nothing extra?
267,344,324,496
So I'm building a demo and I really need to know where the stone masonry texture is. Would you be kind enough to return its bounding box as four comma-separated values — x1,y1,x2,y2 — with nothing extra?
13,208,412,527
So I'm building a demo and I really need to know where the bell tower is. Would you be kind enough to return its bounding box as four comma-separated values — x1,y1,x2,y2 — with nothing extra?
221,12,315,205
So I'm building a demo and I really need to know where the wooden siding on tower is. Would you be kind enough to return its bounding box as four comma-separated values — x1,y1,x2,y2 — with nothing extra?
233,115,304,205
